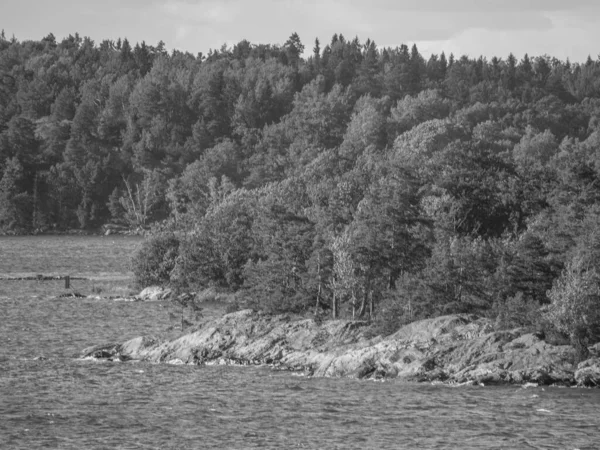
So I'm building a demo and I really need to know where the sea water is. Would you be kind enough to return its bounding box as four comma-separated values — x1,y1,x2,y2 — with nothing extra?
1,289,600,449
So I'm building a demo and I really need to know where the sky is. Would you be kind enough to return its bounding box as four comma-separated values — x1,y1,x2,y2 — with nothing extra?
2,0,600,62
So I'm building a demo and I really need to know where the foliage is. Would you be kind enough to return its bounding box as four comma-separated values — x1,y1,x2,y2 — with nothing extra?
118,169,163,227
243,200,316,313
545,254,600,349
0,157,31,231
131,233,180,287
6,31,600,350
175,188,257,290
493,292,542,331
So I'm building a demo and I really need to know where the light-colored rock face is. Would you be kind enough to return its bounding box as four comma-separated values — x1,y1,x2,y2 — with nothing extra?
575,357,600,387
137,286,173,302
81,310,597,387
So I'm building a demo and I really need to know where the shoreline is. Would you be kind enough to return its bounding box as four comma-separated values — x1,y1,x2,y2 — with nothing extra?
0,224,147,237
81,310,600,388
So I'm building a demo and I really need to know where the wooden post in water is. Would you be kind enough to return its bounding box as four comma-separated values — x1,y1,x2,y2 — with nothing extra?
65,276,70,289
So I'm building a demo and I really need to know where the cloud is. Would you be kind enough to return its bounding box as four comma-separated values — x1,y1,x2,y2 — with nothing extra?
161,0,239,25
151,0,599,63
3,0,599,63
364,0,599,12
418,14,600,63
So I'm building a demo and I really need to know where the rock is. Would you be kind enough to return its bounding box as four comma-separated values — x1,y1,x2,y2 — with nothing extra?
80,343,120,359
138,286,172,302
575,357,600,387
57,292,85,298
102,223,129,235
81,312,598,387
119,336,160,357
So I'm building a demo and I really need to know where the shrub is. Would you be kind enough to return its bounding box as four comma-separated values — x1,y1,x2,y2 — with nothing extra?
131,233,180,288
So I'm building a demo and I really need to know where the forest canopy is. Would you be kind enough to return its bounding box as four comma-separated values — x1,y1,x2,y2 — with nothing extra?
2,30,600,347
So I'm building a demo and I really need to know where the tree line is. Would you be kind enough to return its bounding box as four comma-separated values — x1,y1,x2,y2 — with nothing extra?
2,30,600,350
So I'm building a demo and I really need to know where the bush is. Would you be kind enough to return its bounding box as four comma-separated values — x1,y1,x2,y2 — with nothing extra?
131,233,180,288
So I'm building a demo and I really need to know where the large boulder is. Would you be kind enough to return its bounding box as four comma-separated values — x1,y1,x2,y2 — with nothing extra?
137,286,172,302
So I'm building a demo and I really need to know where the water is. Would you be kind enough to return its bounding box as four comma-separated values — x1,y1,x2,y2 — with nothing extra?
2,271,600,448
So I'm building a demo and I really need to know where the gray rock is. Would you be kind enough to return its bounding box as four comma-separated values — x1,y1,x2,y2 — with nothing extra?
575,357,600,387
82,311,598,387
137,286,172,302
80,343,120,359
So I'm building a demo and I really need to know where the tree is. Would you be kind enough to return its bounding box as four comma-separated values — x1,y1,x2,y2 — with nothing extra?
3,116,38,167
329,230,358,319
339,95,387,162
414,234,499,317
388,89,451,139
243,201,315,313
354,39,382,97
407,44,424,95
496,233,558,305
52,87,77,121
189,61,232,149
503,53,517,91
178,189,257,290
284,76,353,149
119,169,163,228
513,126,558,167
383,44,410,101
545,253,600,361
165,159,211,226
230,57,295,138
284,32,304,68
131,233,180,287
0,157,31,231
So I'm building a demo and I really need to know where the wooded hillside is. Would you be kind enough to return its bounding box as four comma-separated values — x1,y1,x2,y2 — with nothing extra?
2,31,600,344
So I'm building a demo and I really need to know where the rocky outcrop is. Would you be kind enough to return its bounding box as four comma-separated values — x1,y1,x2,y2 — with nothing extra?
82,286,173,302
81,310,597,387
137,286,173,302
574,358,600,387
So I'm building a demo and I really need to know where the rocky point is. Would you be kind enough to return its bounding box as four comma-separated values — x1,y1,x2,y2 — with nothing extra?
81,309,600,387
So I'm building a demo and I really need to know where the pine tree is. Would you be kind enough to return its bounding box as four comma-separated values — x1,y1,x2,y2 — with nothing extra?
0,157,31,231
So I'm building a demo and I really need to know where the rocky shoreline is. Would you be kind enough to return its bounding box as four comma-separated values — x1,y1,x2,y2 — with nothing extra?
81,309,600,387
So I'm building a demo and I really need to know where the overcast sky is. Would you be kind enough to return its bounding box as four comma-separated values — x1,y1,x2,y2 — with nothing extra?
3,0,600,62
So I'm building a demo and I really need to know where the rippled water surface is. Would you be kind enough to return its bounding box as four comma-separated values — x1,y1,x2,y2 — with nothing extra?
1,237,600,449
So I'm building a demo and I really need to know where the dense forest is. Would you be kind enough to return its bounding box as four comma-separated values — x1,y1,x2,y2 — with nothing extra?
2,30,600,349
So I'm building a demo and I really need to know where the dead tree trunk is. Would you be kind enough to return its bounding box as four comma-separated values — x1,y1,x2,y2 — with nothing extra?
332,292,337,319
314,259,321,316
